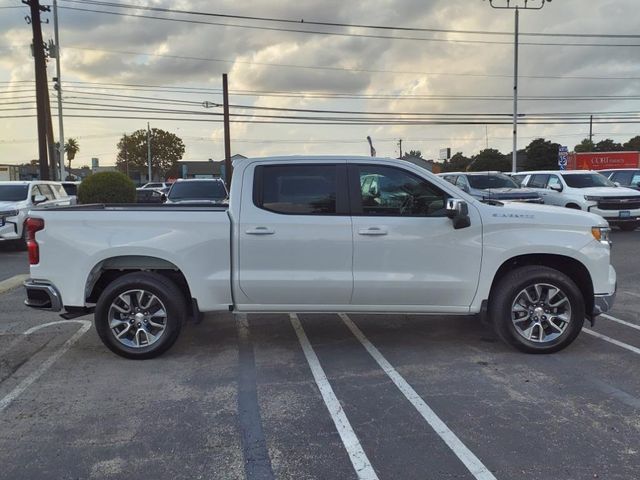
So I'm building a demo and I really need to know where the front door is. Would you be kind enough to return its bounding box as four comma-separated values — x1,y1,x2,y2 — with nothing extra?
237,162,353,307
349,163,482,310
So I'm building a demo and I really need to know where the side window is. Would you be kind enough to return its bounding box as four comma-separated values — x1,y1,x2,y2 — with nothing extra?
38,184,55,200
611,171,632,185
528,174,550,189
631,172,640,186
352,165,448,217
31,184,42,201
455,176,470,190
254,164,341,215
51,184,66,198
547,175,562,189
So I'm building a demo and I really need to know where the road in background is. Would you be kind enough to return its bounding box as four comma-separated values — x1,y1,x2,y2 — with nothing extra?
0,244,28,282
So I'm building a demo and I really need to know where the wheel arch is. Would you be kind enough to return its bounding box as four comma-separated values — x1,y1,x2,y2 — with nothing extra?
489,253,594,314
85,255,195,315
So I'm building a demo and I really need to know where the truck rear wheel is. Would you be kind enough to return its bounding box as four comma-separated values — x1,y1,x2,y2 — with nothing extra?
95,272,186,359
489,266,585,354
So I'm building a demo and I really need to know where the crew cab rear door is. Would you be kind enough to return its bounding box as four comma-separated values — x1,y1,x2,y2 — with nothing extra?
236,161,353,307
348,163,482,311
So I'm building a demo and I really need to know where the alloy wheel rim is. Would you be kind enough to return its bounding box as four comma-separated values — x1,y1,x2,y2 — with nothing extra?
511,283,572,343
108,289,167,348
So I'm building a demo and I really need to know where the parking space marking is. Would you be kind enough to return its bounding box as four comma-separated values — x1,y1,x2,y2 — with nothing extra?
339,313,497,480
289,314,379,480
583,328,640,356
0,274,28,295
622,291,640,299
600,314,640,331
0,321,91,414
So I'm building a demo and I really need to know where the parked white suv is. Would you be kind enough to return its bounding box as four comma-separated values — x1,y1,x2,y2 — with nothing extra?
519,170,640,231
0,181,73,247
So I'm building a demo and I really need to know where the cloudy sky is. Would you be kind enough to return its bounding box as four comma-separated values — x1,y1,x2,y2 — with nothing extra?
1,0,639,167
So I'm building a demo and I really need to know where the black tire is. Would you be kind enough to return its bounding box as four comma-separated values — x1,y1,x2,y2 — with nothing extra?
94,272,186,359
619,223,638,232
489,266,585,354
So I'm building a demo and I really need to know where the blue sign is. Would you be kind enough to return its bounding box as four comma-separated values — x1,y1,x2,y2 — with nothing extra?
558,146,569,170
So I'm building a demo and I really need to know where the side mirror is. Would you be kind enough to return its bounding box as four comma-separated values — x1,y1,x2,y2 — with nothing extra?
460,184,470,193
32,194,47,205
549,184,563,192
161,194,167,203
613,181,621,187
446,199,471,229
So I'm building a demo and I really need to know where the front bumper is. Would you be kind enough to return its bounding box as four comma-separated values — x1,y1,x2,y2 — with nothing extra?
587,206,640,225
593,290,616,316
0,217,20,241
24,280,62,312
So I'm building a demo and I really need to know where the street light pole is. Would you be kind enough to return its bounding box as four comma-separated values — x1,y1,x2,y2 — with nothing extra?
53,0,66,181
486,0,551,172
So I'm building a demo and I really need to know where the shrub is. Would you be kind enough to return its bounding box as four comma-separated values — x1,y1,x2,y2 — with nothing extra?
77,172,136,204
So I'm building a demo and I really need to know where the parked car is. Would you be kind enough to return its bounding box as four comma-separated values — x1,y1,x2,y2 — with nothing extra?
166,178,228,204
438,172,543,204
140,182,172,190
598,169,640,191
136,188,166,204
24,156,616,359
0,181,73,248
518,170,640,231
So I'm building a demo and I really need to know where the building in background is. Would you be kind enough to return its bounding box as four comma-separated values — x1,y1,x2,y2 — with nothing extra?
0,164,20,181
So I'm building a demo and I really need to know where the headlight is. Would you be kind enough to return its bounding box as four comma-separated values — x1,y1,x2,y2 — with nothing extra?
591,226,611,244
0,209,19,218
584,195,601,201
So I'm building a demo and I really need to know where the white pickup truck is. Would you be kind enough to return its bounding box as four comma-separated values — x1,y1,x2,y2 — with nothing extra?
23,156,617,359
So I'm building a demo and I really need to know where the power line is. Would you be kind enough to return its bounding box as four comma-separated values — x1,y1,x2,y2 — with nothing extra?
58,5,640,48
59,0,640,40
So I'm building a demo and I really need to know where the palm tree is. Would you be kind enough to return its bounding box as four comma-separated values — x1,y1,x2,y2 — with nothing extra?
65,138,80,172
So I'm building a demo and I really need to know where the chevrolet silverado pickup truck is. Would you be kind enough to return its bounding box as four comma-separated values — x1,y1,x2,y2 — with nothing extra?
23,156,617,359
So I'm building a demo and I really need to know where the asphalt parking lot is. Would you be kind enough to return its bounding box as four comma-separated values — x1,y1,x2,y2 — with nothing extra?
1,232,639,480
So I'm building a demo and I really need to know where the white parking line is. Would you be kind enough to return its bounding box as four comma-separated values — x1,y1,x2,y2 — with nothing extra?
339,313,497,480
0,274,28,295
289,313,379,480
622,291,640,299
600,314,640,332
0,321,91,414
583,328,640,355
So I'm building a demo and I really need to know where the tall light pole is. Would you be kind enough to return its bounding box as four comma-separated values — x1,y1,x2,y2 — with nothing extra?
486,0,552,172
147,122,152,182
52,0,66,180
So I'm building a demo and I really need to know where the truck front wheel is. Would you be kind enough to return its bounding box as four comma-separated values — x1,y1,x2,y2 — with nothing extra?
95,272,186,359
489,266,585,354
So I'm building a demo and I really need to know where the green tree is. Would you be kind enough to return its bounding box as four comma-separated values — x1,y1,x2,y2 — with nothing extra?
594,138,623,152
65,138,80,170
523,138,561,170
115,128,185,179
467,148,509,172
623,135,640,151
441,152,471,172
77,172,136,204
574,138,595,152
402,150,423,159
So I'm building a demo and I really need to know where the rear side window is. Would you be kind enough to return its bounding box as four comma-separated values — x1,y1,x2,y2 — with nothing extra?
528,174,550,188
254,164,344,215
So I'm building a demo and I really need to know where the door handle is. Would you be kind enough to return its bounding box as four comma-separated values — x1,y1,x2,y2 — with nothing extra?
358,227,387,236
246,226,275,235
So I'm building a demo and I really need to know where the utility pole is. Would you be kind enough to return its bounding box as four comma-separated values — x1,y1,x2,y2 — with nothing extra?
53,0,65,180
486,0,552,172
485,125,489,149
24,0,51,180
589,115,594,144
222,73,232,188
398,138,403,159
147,122,152,182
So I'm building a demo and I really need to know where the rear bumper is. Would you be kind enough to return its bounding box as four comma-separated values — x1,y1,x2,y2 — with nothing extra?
23,280,62,312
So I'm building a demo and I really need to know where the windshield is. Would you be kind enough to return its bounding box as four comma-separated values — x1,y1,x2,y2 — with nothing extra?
168,181,227,201
467,174,519,190
562,173,615,188
0,185,29,202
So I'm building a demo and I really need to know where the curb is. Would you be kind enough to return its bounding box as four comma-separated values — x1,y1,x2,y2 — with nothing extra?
0,274,29,295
